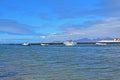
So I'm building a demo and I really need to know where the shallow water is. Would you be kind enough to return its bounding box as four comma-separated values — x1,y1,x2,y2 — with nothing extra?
0,44,120,80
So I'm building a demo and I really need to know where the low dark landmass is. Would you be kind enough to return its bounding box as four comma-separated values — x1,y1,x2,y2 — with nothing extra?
0,42,120,45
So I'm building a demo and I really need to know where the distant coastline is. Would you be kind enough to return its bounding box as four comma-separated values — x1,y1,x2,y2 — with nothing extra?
1,41,120,45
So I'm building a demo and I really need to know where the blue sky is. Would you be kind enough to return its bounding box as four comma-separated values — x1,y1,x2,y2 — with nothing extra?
0,0,120,43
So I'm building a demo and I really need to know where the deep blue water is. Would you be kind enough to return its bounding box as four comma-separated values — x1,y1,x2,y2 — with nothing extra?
0,44,120,80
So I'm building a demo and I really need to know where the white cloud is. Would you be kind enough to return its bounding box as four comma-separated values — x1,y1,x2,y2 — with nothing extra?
0,19,35,35
40,36,46,39
82,17,120,38
42,17,120,41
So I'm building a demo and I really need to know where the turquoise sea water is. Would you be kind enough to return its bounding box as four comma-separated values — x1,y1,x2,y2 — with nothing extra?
0,44,120,80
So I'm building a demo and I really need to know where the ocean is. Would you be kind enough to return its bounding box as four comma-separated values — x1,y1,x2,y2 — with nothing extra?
0,44,120,80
